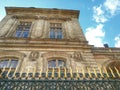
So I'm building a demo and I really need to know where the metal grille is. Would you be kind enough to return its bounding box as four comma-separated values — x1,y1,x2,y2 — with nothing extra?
0,67,120,90
0,79,120,90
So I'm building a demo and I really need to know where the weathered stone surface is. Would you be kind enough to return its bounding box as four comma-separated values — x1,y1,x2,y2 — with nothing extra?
0,7,120,73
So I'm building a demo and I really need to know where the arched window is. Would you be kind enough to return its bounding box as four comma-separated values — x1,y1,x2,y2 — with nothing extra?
48,59,66,68
0,58,18,68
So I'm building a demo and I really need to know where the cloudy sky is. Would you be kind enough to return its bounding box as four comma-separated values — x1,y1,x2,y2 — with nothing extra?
0,0,120,47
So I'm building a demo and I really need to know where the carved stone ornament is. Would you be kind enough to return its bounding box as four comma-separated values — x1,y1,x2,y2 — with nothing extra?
29,51,39,61
72,51,83,62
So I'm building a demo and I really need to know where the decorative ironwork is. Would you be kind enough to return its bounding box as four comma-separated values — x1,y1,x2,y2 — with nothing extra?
0,67,120,90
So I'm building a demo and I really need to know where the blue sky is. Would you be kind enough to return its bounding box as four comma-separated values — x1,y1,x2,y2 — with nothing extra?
0,0,120,47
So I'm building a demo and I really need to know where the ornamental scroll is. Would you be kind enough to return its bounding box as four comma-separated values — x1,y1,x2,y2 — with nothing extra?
72,51,83,62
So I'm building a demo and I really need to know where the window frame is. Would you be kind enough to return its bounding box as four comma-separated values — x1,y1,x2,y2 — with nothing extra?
49,23,63,39
14,22,32,38
48,59,66,68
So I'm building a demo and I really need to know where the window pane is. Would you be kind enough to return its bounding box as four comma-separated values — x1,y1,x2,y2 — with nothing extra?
50,23,62,39
14,22,31,38
57,28,62,39
10,60,18,68
58,60,65,67
48,59,65,68
0,60,9,68
50,28,55,39
48,60,56,68
15,31,21,37
22,31,29,38
48,61,51,68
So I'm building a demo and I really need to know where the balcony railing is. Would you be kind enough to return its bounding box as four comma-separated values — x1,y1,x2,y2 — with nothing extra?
0,67,120,90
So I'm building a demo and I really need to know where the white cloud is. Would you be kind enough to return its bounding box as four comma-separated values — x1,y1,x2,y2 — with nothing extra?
93,5,107,23
93,5,104,16
85,24,105,47
93,5,106,23
86,0,120,47
104,0,120,15
115,34,120,47
93,0,120,23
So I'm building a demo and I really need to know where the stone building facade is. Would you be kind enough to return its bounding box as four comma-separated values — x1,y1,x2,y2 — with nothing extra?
0,7,120,74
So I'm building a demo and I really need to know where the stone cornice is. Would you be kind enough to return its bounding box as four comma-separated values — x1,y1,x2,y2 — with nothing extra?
92,47,120,54
12,14,71,21
5,7,80,19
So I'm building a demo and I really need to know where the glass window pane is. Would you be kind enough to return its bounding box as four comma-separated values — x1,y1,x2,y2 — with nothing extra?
15,31,21,37
50,23,62,39
50,28,55,39
22,31,29,38
48,61,51,68
58,60,65,67
51,60,56,67
10,60,18,68
0,60,9,68
48,59,65,68
48,60,56,68
14,22,31,38
57,29,62,39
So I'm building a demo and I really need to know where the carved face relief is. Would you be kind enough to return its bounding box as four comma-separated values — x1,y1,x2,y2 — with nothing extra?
29,51,39,61
72,51,83,62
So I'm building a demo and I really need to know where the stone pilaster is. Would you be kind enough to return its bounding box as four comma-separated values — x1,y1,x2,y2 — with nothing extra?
42,21,49,38
6,19,19,37
31,20,44,38
0,15,11,29
0,16,15,37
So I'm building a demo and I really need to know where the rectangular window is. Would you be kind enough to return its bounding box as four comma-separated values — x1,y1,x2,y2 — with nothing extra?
50,23,62,39
14,22,31,38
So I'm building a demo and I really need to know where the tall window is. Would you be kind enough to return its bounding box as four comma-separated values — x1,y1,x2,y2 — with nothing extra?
0,58,18,68
14,22,31,38
50,23,62,39
48,59,65,68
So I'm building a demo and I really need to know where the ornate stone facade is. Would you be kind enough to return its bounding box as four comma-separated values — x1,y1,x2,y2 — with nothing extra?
0,7,120,73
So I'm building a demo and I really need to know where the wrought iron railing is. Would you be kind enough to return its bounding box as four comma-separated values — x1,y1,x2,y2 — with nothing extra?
0,67,120,90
